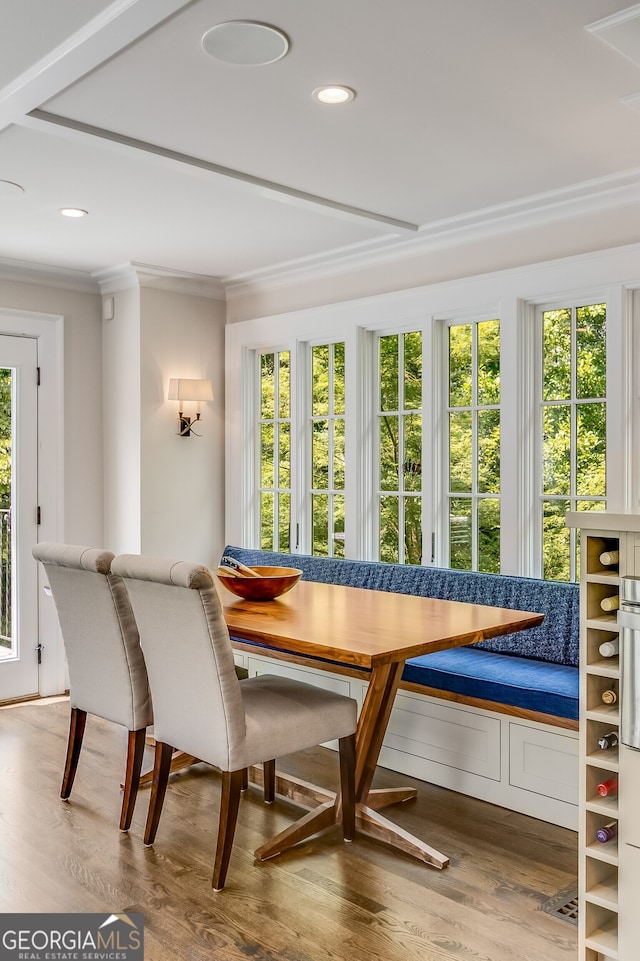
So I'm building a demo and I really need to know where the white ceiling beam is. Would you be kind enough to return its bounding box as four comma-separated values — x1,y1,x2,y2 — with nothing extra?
28,108,420,234
0,0,194,132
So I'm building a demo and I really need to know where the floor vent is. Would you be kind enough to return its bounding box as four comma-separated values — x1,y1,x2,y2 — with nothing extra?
541,889,579,925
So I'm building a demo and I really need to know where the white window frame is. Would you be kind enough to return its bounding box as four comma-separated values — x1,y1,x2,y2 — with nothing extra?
526,286,631,579
224,247,640,576
372,325,425,565
437,311,502,572
255,344,297,553
305,339,347,558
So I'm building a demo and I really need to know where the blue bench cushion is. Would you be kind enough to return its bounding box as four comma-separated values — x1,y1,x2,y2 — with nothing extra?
222,546,580,721
402,647,578,720
222,546,580,667
230,635,578,720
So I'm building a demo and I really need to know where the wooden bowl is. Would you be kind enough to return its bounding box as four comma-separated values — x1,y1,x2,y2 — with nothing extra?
216,565,302,601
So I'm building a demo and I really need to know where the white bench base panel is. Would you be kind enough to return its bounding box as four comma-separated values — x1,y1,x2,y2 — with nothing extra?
234,650,578,831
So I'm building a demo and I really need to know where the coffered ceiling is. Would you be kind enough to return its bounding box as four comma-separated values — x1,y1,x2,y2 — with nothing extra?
1,0,640,290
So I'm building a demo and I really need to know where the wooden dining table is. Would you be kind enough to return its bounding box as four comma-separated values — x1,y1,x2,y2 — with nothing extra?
220,578,544,870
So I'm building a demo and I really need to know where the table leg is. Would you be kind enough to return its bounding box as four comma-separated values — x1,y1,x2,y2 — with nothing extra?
254,801,337,861
138,750,200,787
247,763,336,809
355,661,406,801
356,805,449,868
253,660,449,869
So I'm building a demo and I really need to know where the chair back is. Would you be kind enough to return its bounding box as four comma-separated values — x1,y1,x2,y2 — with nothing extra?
33,543,152,731
111,554,245,771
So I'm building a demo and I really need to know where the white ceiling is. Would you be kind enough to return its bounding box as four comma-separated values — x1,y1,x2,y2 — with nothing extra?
1,0,640,290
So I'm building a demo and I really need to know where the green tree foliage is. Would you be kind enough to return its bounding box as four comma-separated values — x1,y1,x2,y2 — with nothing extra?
378,332,423,564
542,305,606,580
259,352,291,550
0,369,11,643
0,369,11,508
447,321,501,573
311,344,345,557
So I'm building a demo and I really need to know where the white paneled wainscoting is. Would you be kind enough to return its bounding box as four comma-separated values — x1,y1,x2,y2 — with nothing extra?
233,649,578,831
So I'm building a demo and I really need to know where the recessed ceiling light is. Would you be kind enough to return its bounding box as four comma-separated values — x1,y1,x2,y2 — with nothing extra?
313,86,356,105
202,21,289,65
58,207,88,218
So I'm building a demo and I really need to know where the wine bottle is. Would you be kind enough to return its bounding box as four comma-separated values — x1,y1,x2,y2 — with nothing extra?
599,638,619,658
600,595,620,612
596,821,617,843
598,731,619,750
602,689,618,705
599,550,619,566
596,777,618,797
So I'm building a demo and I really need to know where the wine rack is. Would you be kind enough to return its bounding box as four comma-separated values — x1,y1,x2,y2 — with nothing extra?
564,513,640,961
581,531,620,961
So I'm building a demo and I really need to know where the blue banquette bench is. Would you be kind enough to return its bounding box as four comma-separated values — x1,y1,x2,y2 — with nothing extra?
221,546,580,729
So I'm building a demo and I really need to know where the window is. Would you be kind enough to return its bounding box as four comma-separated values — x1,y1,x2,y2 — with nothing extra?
540,303,607,581
258,350,291,551
0,368,11,646
236,275,621,584
310,343,346,556
377,331,423,564
446,319,501,573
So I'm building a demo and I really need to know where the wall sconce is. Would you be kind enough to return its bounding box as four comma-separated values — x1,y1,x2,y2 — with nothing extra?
168,378,214,437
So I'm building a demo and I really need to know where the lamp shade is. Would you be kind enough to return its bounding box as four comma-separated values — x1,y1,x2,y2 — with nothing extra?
168,378,214,403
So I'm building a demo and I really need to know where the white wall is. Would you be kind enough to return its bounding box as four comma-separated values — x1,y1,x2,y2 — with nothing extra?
139,286,225,566
0,274,226,566
102,285,141,552
0,272,226,695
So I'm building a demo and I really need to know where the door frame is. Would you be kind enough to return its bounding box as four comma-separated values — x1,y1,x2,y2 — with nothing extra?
0,308,64,697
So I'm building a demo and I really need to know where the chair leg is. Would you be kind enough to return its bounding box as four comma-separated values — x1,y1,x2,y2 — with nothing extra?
263,759,275,803
241,768,249,792
120,728,147,832
338,733,356,842
61,708,87,800
212,769,244,891
143,741,173,845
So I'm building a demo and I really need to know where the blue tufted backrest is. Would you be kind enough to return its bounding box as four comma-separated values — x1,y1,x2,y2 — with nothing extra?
221,547,580,668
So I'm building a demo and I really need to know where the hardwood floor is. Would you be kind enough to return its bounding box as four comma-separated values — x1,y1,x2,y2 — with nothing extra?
0,697,578,961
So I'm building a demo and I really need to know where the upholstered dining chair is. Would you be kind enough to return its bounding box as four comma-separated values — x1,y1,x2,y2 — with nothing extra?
111,553,357,891
32,542,153,831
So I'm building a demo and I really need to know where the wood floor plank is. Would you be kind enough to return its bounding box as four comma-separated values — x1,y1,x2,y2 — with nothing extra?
0,698,577,961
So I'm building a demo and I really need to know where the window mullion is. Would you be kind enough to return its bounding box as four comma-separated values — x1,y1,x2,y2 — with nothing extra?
471,323,478,572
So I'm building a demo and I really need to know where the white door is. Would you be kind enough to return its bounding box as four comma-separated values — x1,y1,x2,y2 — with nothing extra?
0,335,39,701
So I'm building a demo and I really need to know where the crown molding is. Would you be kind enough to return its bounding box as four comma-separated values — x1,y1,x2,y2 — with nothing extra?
4,167,640,310
94,262,226,300
0,257,226,299
224,168,640,301
0,256,100,293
